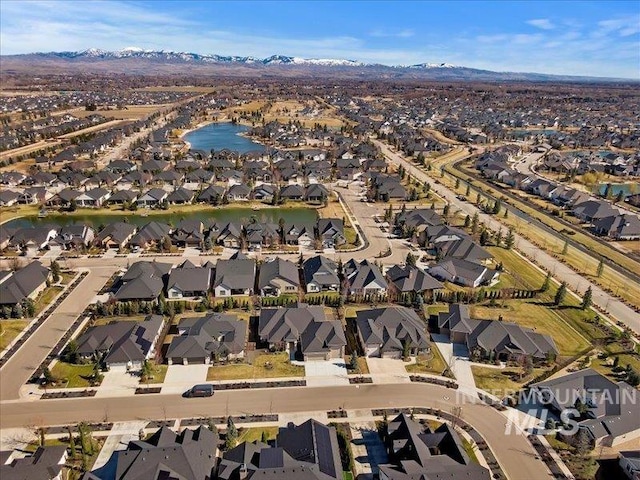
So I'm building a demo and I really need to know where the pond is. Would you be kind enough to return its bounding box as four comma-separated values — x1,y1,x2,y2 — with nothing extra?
596,183,639,199
4,207,319,230
183,122,266,154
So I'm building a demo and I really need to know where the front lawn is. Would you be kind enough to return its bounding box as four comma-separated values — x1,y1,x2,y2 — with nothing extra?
206,353,304,381
471,365,545,395
49,362,102,388
237,427,279,444
34,286,63,316
140,363,168,385
406,348,448,377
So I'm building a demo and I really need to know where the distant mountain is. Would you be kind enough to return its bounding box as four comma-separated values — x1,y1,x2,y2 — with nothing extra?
1,48,630,82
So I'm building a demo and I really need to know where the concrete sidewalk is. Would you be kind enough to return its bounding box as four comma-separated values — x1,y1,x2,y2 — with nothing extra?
431,334,478,396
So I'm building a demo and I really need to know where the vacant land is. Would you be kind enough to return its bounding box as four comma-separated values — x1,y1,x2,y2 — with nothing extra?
0,319,29,351
206,352,304,381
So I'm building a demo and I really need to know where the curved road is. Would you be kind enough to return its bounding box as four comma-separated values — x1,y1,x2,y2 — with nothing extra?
373,139,640,335
0,384,551,480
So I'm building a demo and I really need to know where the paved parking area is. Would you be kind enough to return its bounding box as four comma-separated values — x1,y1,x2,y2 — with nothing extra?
431,334,477,395
91,420,147,472
366,358,411,384
303,360,349,387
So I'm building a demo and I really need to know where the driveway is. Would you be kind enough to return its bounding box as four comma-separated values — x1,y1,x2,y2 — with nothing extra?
162,364,209,394
366,358,411,384
431,334,477,395
350,422,388,479
304,360,349,387
96,368,140,398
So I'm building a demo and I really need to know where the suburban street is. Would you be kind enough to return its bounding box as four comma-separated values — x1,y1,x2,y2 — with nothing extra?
0,383,552,480
373,139,640,335
0,266,116,401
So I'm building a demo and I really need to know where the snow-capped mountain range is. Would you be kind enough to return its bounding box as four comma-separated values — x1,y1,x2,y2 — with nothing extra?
3,48,629,82
34,47,459,69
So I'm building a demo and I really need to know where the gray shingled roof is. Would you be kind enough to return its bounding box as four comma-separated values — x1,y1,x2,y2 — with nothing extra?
303,256,340,288
0,260,49,306
167,313,246,360
386,265,443,293
258,257,300,290
356,306,430,354
213,258,256,291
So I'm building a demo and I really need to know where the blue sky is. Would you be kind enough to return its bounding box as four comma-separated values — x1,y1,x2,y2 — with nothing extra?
1,0,639,78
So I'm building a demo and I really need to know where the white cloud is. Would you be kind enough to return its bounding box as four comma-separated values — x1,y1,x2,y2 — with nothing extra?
527,19,555,30
369,28,415,38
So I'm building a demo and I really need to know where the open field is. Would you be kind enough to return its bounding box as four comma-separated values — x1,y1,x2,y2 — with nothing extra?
0,319,29,351
206,352,304,381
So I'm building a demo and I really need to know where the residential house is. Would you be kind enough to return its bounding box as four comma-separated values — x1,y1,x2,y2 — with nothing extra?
356,306,430,358
113,261,171,301
429,258,498,288
252,183,276,202
0,446,68,480
593,214,640,240
105,189,138,206
532,369,640,448
227,184,252,201
303,255,340,293
166,187,195,205
344,259,387,296
8,226,57,254
216,222,243,248
129,222,172,250
136,188,168,208
95,222,137,250
258,304,346,360
280,184,305,201
386,264,443,297
90,425,217,480
305,183,329,203
379,413,491,480
171,219,204,248
53,224,95,250
0,190,19,207
75,314,164,370
0,261,50,306
258,257,300,296
166,260,212,298
166,313,246,364
75,188,110,207
218,419,342,480
283,224,315,247
316,218,346,248
213,257,256,297
197,184,226,204
573,200,619,223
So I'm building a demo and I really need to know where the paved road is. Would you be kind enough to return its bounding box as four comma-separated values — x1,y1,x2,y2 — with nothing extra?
0,384,551,480
373,139,640,335
0,266,117,401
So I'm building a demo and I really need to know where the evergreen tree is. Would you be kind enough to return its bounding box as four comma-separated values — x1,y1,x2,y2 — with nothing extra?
495,228,503,247
406,252,417,267
50,260,61,283
596,258,604,278
349,352,360,372
443,204,450,217
261,430,269,444
225,417,238,449
504,227,515,249
471,213,479,235
480,229,489,246
581,287,593,310
561,240,569,255
540,271,552,292
554,282,567,306
463,214,471,228
465,184,471,197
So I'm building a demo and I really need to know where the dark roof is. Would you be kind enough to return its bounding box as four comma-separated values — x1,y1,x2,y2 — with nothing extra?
258,257,300,290
302,256,340,288
0,261,49,306
167,313,246,359
468,319,558,359
76,314,163,364
114,261,171,301
96,222,137,244
356,306,430,354
344,259,387,291
167,266,212,294
0,446,67,480
112,425,217,480
213,258,256,291
386,265,443,292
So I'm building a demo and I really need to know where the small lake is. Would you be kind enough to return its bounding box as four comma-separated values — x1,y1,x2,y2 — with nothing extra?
5,207,318,230
183,122,266,154
596,183,639,198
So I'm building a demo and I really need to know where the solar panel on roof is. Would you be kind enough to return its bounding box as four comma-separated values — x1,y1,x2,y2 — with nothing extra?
315,425,337,478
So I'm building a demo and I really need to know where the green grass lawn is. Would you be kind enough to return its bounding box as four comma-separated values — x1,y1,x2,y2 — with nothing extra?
406,348,449,377
140,363,168,385
206,353,304,381
461,437,480,464
49,362,101,388
0,319,29,351
237,426,279,444
470,301,590,358
471,365,546,394
34,286,63,316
